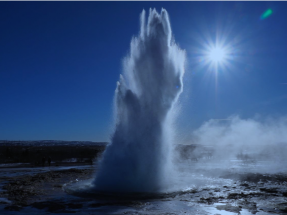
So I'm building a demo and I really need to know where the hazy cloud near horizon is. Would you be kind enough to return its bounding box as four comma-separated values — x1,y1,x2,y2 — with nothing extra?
191,115,287,161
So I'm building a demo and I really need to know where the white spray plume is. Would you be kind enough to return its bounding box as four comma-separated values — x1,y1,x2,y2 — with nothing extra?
93,8,185,193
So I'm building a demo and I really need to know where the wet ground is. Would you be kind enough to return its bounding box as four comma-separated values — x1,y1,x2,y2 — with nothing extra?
0,161,287,214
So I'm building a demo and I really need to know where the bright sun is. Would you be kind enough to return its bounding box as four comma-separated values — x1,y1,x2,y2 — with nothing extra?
196,38,236,72
208,46,227,63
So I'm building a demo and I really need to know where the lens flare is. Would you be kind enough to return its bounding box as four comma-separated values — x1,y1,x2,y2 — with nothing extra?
260,9,273,20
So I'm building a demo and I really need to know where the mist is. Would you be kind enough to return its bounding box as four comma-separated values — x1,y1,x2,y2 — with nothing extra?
183,115,287,173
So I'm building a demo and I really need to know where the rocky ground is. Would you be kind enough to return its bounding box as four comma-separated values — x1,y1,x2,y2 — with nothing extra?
197,171,287,214
1,167,287,214
0,168,94,212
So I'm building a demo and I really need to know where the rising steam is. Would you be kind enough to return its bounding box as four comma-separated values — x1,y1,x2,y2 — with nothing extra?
191,115,287,172
93,9,185,192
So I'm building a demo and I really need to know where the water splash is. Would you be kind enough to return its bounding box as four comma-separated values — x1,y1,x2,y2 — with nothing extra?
93,8,185,193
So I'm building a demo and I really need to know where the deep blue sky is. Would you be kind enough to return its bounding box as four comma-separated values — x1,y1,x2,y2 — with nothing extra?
0,2,286,141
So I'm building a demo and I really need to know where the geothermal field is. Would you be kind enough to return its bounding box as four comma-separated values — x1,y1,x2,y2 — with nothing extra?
1,6,287,215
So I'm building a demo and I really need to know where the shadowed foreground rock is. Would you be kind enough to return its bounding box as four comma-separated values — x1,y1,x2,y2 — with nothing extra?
1,168,93,210
1,167,287,214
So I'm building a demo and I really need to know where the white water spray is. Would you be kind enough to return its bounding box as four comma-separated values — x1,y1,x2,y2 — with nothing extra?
94,8,185,193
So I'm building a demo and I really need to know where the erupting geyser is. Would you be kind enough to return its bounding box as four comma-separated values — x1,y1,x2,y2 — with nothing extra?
94,8,185,193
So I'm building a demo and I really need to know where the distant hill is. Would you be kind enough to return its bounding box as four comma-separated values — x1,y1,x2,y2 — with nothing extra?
0,140,108,165
0,140,108,147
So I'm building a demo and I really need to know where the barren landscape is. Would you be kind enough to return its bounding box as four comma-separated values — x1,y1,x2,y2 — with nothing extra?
1,142,287,214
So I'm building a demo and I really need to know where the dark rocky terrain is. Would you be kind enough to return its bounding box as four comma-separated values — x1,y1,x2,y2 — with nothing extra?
0,168,94,213
1,142,287,214
0,140,107,166
1,166,287,214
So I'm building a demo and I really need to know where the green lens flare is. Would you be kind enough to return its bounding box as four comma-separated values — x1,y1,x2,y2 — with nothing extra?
261,8,273,20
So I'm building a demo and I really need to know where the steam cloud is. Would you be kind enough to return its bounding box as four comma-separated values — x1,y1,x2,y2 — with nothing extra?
191,115,287,172
93,9,185,192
